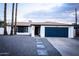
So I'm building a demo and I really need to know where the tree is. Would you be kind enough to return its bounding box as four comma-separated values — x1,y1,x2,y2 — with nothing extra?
75,8,77,27
10,3,15,35
4,3,7,35
14,3,18,35
74,8,78,37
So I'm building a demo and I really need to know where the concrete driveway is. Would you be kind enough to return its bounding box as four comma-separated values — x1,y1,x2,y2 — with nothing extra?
47,37,79,56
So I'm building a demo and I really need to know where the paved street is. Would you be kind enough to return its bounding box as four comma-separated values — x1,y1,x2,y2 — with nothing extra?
0,35,61,56
47,37,79,56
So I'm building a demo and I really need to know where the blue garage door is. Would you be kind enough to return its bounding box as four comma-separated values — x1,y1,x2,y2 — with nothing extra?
45,27,68,37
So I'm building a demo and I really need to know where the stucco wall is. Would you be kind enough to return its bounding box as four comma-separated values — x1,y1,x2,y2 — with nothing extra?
31,26,35,37
40,26,45,37
68,26,75,38
0,26,11,35
7,26,11,35
0,27,4,35
0,25,75,38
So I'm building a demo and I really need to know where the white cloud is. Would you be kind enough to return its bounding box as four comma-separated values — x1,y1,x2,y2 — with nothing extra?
18,3,62,13
17,3,63,22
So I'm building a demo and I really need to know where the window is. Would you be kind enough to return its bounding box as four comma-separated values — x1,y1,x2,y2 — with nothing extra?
17,26,28,32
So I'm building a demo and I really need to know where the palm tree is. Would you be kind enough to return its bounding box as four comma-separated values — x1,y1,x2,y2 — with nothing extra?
75,8,77,27
14,3,18,35
10,3,15,35
75,8,78,37
4,3,7,35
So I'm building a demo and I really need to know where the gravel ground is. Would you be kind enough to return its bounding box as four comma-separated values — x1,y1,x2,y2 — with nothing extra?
0,35,61,56
0,35,37,56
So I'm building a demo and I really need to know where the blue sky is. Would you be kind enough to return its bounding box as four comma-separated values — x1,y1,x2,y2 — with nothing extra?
0,3,79,24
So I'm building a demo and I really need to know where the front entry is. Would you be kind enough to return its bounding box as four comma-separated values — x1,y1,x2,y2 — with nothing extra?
35,25,40,36
76,29,79,37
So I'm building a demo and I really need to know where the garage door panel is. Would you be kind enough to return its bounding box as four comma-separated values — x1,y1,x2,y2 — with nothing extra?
45,27,68,37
